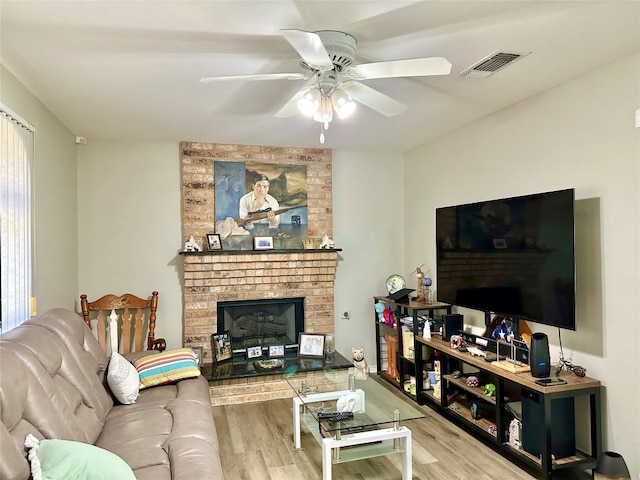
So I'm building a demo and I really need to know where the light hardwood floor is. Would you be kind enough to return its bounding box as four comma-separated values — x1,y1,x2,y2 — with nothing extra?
212,378,584,480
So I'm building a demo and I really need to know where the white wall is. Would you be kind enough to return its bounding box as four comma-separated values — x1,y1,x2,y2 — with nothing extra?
332,151,405,364
404,53,640,476
75,144,405,360
77,141,184,349
1,66,79,314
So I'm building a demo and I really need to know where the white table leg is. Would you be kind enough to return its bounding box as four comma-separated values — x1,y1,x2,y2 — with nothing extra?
293,397,302,449
322,439,332,480
402,429,412,480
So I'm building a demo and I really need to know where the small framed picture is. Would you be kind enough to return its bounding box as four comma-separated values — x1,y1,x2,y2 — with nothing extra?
298,332,325,358
192,346,204,366
268,344,285,358
207,233,222,251
493,238,507,249
246,345,263,359
211,332,232,363
253,236,274,250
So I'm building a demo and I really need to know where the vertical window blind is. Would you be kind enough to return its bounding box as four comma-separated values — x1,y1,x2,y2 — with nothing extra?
1,105,34,332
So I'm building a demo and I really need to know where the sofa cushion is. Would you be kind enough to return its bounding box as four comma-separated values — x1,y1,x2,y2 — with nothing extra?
25,434,136,480
134,348,200,389
96,375,223,480
107,352,140,404
0,311,112,442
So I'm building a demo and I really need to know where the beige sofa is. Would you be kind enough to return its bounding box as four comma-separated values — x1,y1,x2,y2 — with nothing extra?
0,308,224,480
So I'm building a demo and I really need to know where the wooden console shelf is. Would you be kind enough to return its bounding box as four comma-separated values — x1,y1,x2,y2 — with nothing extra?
416,335,602,480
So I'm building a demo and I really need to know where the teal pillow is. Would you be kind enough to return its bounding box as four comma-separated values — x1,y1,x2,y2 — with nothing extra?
25,434,135,480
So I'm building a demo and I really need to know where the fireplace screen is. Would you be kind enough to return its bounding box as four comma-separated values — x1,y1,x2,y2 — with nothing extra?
217,297,304,352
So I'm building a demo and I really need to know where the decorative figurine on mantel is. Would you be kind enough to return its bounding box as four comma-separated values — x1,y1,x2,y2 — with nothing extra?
319,234,335,249
183,235,202,252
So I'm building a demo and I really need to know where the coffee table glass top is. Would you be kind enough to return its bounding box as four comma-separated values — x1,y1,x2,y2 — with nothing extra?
286,371,425,436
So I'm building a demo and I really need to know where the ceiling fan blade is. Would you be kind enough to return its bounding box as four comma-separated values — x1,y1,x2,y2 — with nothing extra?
199,73,307,83
344,57,452,80
275,87,312,118
280,29,334,72
342,82,407,117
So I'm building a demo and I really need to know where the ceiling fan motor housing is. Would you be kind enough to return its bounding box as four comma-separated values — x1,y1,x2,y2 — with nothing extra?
301,30,357,72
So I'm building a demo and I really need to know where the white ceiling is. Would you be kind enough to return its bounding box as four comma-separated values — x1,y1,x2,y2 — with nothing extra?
1,1,638,152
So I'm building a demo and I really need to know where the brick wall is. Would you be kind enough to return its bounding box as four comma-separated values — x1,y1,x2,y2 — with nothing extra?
180,141,333,245
180,142,340,404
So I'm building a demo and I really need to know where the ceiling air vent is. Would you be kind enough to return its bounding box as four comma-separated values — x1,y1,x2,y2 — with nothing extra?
459,50,531,78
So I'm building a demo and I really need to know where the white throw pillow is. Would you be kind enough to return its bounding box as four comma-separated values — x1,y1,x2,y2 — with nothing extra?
107,352,140,404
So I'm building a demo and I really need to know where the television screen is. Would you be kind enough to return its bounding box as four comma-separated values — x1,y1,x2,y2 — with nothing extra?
436,188,575,330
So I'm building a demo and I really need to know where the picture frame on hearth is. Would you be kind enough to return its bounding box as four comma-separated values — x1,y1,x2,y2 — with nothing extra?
493,238,507,249
298,332,325,358
253,235,274,250
268,344,285,358
246,345,263,359
211,332,232,363
191,346,204,366
206,233,222,251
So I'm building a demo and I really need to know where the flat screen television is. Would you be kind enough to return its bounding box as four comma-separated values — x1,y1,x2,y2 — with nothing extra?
436,188,575,330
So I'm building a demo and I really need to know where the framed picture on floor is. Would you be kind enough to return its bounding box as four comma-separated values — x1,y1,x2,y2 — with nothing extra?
192,346,204,366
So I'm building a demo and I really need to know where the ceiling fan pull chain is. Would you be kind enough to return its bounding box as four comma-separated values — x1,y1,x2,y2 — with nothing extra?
320,123,326,144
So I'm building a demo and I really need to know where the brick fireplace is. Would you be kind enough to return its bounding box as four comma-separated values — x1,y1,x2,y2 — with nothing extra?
181,250,339,362
179,142,341,404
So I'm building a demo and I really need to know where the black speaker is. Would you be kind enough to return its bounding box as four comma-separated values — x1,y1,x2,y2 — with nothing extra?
529,332,551,378
521,388,575,459
443,314,463,341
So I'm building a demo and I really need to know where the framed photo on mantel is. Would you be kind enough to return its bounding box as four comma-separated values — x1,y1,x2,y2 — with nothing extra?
253,235,274,250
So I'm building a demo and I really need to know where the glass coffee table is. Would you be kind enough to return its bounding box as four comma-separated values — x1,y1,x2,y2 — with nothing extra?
286,370,424,480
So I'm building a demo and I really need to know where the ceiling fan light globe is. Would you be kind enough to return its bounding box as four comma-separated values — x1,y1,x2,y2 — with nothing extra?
331,89,356,118
335,101,356,119
297,88,321,116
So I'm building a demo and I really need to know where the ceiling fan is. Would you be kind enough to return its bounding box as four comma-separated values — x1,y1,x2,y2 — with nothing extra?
199,30,452,143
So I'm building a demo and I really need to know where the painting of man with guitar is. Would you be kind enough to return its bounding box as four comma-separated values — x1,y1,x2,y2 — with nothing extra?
214,161,309,249
238,174,280,229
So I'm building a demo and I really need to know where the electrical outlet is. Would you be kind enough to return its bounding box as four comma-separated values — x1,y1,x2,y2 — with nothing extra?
341,309,351,320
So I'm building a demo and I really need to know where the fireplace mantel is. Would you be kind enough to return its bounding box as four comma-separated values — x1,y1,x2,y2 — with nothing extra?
179,248,342,257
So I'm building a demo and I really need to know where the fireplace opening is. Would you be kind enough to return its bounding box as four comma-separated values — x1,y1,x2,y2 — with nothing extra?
217,297,304,352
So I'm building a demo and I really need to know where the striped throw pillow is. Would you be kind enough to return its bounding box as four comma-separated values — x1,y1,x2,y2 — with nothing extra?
134,348,200,389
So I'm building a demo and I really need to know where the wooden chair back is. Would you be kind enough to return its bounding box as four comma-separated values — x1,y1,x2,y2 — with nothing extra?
80,291,166,355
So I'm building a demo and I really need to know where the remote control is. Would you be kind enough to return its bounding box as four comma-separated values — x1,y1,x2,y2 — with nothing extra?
318,411,354,422
535,378,567,386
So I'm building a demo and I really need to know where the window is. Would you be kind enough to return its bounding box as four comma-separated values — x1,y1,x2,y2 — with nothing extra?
1,104,34,332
